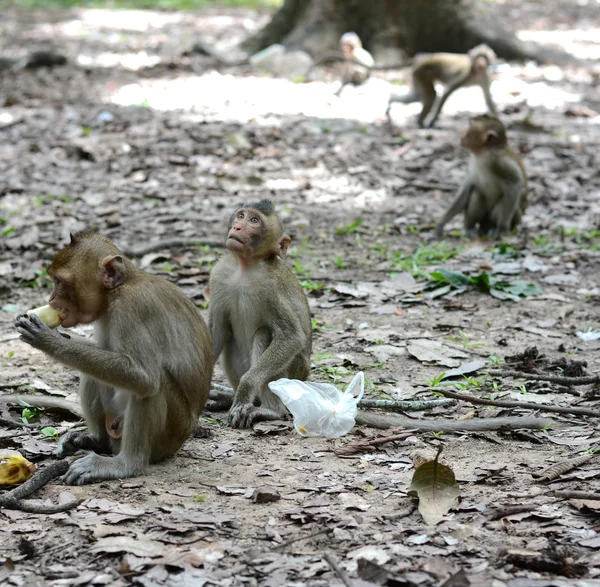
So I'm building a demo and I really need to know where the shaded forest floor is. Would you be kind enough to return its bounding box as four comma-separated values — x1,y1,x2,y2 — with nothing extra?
1,2,600,586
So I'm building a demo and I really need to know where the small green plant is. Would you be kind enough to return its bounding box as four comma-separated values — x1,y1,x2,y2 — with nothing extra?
391,242,462,277
489,354,502,365
335,218,363,236
193,494,207,503
333,257,348,269
453,376,482,391
21,406,40,424
300,279,324,293
518,384,527,395
425,372,446,388
445,330,486,349
41,426,59,440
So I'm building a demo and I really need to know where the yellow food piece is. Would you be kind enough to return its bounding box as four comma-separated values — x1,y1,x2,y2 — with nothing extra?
27,305,66,329
0,453,36,485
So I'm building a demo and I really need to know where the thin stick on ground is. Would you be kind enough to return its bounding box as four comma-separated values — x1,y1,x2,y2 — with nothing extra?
334,431,416,456
535,454,594,483
274,527,333,550
324,553,353,587
432,389,600,418
488,369,600,386
0,460,79,514
358,398,457,412
121,237,222,257
553,490,600,500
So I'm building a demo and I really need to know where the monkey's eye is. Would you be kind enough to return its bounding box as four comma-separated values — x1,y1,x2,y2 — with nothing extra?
237,212,245,220
249,217,260,224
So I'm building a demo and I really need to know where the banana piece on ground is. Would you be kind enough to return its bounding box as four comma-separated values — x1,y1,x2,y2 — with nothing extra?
0,452,36,485
27,305,66,329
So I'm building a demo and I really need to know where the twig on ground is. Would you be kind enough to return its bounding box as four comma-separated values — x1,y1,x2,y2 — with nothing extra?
358,398,457,412
535,454,594,483
382,503,417,521
274,527,333,550
121,238,221,257
488,369,600,386
0,461,79,514
433,389,600,417
486,503,542,520
324,553,353,587
356,413,552,432
334,431,415,456
553,490,600,500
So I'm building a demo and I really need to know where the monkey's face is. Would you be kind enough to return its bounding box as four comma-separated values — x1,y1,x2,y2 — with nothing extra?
226,208,266,259
461,116,506,153
340,42,355,58
48,241,111,327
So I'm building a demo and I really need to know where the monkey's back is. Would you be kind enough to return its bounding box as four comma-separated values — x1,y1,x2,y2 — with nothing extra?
105,273,213,434
413,53,472,84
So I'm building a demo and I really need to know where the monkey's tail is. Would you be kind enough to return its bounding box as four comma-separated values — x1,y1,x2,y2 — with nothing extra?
355,411,551,433
388,90,420,105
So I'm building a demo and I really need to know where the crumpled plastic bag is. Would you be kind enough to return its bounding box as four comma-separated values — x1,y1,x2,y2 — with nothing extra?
268,372,364,438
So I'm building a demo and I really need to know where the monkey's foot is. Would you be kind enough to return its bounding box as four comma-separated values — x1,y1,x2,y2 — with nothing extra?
228,403,283,429
206,389,234,411
56,431,109,457
62,453,146,485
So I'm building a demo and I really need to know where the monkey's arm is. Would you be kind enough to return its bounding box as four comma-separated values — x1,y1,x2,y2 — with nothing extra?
435,180,473,238
16,315,160,397
208,307,232,363
481,77,498,115
493,176,525,237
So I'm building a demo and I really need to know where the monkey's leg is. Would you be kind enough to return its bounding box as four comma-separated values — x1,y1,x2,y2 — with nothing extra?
229,328,287,429
415,79,436,127
489,189,521,238
425,74,468,128
56,376,111,458
63,390,167,485
465,189,485,238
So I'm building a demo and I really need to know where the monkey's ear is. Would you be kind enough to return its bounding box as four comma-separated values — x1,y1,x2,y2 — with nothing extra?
100,255,126,289
276,235,291,259
484,130,500,146
69,232,80,246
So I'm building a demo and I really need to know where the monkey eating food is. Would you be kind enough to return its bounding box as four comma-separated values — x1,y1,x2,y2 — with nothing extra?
15,233,213,485
207,199,312,429
386,44,498,128
435,114,527,238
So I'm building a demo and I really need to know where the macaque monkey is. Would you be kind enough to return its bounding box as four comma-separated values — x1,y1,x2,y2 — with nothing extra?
208,200,312,429
15,234,212,485
386,44,498,128
335,32,375,96
436,114,527,238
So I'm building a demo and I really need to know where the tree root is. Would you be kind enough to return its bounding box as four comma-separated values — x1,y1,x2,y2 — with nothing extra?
355,412,551,432
434,389,600,418
0,394,83,418
0,461,79,514
488,368,600,386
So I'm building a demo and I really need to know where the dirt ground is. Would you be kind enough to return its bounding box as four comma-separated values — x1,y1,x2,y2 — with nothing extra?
1,2,600,586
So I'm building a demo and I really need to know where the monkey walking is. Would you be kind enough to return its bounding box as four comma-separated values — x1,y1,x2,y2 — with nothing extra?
386,44,498,128
436,114,528,238
15,234,213,485
207,200,312,429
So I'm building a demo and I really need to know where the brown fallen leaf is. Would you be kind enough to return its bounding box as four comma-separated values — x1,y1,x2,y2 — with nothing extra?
408,448,460,525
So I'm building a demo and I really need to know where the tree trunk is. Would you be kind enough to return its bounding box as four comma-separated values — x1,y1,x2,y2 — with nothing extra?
242,0,574,64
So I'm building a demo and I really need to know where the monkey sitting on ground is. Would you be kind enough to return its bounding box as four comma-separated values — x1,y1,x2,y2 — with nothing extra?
386,44,498,128
15,233,212,485
334,32,375,96
207,200,312,429
435,114,527,239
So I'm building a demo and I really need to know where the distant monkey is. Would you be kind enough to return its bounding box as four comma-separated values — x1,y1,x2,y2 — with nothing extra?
15,234,212,484
436,114,527,238
386,44,498,128
208,200,312,429
336,32,375,95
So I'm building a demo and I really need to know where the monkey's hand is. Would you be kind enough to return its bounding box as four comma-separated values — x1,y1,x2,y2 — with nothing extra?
16,314,64,352
229,402,258,429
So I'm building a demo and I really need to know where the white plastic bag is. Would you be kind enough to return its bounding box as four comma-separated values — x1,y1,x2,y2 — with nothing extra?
268,372,364,438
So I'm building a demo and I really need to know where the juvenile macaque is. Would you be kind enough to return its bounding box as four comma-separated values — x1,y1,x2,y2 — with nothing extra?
386,44,498,128
436,114,527,238
15,234,212,485
208,200,312,429
335,32,375,96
